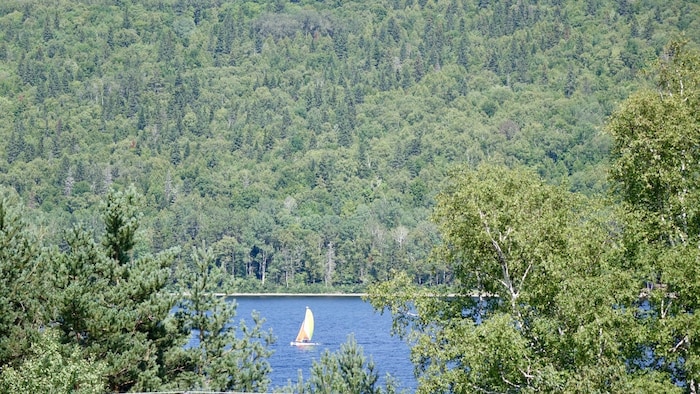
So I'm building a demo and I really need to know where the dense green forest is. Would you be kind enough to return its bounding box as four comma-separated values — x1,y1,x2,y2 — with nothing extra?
0,0,698,291
2,0,700,393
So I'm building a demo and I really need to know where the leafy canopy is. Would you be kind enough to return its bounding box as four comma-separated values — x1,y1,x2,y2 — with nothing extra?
608,40,700,392
370,164,668,393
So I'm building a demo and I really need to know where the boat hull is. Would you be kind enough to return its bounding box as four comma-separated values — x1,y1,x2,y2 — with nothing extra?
290,341,319,346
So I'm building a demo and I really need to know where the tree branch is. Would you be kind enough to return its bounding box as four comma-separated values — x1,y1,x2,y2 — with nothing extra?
501,373,521,389
669,335,688,353
479,210,516,298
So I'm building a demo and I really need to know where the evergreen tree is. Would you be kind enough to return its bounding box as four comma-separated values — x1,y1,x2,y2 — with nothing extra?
49,187,184,392
564,66,577,97
291,334,398,394
175,243,274,392
0,191,43,367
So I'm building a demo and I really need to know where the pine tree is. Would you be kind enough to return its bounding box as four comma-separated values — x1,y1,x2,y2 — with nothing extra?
49,187,184,392
564,66,577,97
291,334,397,394
175,243,274,392
0,191,43,367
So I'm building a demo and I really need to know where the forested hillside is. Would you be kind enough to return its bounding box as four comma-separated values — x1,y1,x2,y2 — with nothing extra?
1,0,698,291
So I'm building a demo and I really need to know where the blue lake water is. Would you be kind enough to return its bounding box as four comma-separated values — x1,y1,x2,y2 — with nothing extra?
220,295,417,392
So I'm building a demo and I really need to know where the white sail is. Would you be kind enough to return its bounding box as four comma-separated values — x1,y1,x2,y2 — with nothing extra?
291,306,316,346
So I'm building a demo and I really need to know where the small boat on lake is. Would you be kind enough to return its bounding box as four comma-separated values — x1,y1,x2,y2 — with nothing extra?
290,306,318,346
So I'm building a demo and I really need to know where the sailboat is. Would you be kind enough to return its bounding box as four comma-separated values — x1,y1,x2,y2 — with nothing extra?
290,306,318,346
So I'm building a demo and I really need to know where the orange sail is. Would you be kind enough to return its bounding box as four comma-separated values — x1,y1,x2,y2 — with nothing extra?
294,307,314,343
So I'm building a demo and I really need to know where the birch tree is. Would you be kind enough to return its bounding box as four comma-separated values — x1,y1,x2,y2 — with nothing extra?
369,165,663,393
608,40,700,392
325,241,335,287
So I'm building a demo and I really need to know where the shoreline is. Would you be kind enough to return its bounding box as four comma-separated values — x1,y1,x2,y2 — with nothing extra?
215,293,368,297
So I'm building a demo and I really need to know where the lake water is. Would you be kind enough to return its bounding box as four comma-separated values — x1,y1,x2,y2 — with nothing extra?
219,295,417,392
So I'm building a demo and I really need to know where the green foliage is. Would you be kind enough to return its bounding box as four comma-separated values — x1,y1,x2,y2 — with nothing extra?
0,0,699,390
290,334,400,394
175,243,275,392
1,0,698,289
608,41,700,392
370,165,668,393
608,40,700,244
0,329,106,394
0,187,280,392
48,187,184,392
0,189,43,367
368,41,700,394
